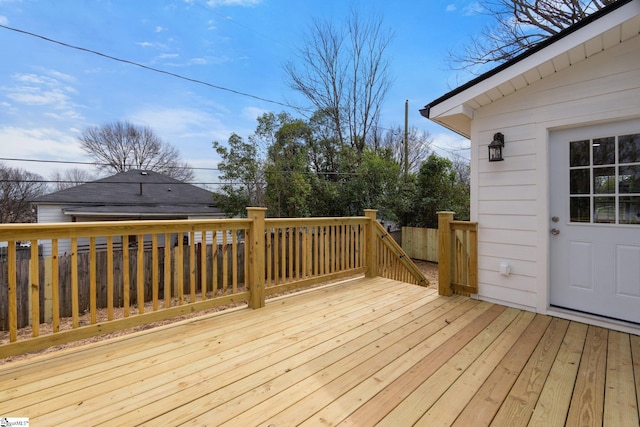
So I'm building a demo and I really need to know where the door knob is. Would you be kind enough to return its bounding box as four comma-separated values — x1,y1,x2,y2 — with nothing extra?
551,228,560,235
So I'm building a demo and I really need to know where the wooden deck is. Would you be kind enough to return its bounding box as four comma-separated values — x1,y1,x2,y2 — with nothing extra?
1,276,639,426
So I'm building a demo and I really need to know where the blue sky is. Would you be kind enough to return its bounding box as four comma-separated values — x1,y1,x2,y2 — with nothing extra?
0,0,488,186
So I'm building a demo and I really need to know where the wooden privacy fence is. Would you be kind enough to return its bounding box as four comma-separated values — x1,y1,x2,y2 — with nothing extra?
0,208,428,358
437,211,478,297
0,242,246,331
402,227,439,262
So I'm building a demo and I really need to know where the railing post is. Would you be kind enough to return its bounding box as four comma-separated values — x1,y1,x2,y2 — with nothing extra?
364,209,378,278
247,207,267,309
438,211,454,296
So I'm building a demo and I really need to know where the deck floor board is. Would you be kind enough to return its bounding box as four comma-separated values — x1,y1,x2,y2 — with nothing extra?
0,277,639,426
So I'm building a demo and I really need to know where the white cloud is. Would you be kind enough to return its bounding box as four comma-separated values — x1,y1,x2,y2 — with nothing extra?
130,106,232,143
446,4,456,12
242,106,267,122
0,126,90,177
0,15,8,25
3,71,83,120
47,70,76,83
431,131,470,160
157,53,179,59
462,1,483,16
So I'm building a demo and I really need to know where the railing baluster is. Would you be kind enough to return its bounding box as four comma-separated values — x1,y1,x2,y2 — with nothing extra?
190,231,196,303
29,239,39,337
232,231,238,294
164,233,171,308
122,236,130,317
212,231,218,295
52,239,60,332
177,235,184,305
222,231,228,294
288,227,293,282
8,241,17,342
90,237,97,322
200,232,207,300
152,234,159,311
107,236,114,320
266,228,272,287
137,234,144,314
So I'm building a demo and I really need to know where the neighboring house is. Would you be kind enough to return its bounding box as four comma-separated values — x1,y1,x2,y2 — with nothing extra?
422,0,640,332
33,169,224,253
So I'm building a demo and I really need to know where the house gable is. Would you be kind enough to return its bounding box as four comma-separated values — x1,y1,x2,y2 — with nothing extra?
423,0,640,138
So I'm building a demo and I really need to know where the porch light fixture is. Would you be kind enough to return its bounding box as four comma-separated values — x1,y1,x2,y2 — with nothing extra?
488,132,504,162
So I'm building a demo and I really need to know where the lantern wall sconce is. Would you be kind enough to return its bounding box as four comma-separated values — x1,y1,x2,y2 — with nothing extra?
488,132,505,162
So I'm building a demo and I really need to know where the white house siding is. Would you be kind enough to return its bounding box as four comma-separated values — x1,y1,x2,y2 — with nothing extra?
37,205,71,256
36,205,69,224
469,34,640,312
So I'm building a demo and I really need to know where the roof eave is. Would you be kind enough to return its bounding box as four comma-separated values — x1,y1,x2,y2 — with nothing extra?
422,0,639,136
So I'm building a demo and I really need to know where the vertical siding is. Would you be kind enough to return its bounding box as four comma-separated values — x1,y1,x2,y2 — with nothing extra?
471,35,640,310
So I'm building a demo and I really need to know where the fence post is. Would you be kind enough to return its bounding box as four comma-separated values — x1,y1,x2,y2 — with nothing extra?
364,209,378,278
247,207,267,309
437,211,454,296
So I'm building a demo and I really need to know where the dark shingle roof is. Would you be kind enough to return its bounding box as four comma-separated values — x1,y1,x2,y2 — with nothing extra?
34,169,220,216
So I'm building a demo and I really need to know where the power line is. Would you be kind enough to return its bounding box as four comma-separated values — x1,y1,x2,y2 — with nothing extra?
0,156,364,176
0,23,430,137
0,23,311,113
0,157,222,171
0,23,467,167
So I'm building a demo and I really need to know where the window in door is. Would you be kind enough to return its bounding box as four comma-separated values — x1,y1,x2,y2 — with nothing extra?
568,133,640,224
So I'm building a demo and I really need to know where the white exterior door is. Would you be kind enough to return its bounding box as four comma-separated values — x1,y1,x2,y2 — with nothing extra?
550,120,640,323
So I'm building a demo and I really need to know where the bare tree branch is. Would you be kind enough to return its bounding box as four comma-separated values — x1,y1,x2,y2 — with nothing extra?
449,0,616,71
78,121,195,181
285,9,394,157
0,163,47,223
49,168,96,191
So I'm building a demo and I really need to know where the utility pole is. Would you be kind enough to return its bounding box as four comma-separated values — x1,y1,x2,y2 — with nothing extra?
404,99,409,179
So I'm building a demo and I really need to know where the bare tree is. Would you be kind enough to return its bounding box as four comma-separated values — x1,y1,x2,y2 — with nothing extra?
285,9,394,157
0,163,47,223
450,0,617,70
379,126,433,175
49,168,96,191
79,121,195,181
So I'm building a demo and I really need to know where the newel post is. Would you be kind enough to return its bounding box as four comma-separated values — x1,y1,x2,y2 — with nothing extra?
247,207,267,309
364,209,378,278
437,211,454,296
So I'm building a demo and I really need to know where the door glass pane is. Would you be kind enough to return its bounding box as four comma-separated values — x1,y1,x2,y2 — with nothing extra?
570,140,590,166
570,169,590,194
593,167,615,194
594,197,615,223
619,165,640,194
619,196,640,224
619,134,640,164
570,197,590,222
593,137,615,165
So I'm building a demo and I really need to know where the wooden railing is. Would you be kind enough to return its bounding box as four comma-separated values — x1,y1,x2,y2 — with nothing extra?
0,208,427,358
264,217,368,296
437,211,478,297
374,222,429,287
